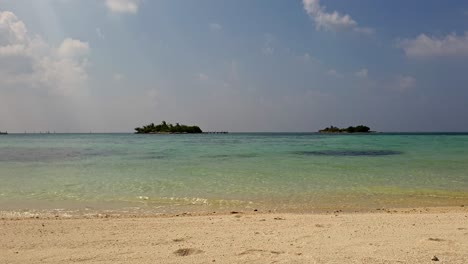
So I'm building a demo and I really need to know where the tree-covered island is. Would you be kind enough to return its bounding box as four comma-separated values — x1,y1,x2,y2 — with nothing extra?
135,121,202,134
319,125,371,133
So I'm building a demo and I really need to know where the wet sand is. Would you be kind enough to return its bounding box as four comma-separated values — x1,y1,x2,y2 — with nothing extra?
1,207,467,263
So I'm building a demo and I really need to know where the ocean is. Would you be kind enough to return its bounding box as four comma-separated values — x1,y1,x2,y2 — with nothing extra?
1,133,467,215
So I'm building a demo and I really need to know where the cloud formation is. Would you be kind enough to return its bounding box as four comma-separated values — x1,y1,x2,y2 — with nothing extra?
355,68,368,78
57,38,89,58
302,0,373,34
327,69,343,78
0,11,90,96
398,32,468,57
105,0,140,14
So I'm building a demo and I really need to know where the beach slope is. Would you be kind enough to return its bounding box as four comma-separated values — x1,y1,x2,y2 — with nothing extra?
1,209,468,263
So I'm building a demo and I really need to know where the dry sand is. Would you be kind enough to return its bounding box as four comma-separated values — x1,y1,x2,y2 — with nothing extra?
1,207,468,264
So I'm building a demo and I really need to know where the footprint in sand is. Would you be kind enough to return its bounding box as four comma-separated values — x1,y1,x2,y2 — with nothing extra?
428,238,445,242
238,249,284,256
173,248,204,256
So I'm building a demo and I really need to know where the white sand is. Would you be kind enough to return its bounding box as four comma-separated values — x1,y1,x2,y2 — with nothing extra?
1,207,467,263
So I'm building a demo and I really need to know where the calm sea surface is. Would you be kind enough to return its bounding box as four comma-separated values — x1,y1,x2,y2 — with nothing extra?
1,133,467,215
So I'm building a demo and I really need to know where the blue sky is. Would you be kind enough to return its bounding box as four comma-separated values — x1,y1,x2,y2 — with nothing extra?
1,0,468,132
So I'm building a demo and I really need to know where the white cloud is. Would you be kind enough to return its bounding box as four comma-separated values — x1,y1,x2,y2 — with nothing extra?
57,38,89,58
397,75,416,90
209,23,222,31
355,68,368,78
302,0,373,34
398,32,468,57
105,0,140,14
0,10,90,96
0,43,25,56
299,52,320,64
327,69,343,78
0,11,27,43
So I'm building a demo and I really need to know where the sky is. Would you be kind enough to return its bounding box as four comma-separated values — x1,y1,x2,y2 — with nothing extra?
1,0,468,132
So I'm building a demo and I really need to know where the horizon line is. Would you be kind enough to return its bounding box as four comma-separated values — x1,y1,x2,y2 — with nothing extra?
3,131,468,134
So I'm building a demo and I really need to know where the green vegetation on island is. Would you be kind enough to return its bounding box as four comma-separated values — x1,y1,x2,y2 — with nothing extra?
319,125,371,133
134,121,202,134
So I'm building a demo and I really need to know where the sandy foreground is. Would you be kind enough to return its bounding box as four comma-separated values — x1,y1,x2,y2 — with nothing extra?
1,207,468,264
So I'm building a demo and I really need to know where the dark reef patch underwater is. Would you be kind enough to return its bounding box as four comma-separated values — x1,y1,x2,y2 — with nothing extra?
0,147,120,162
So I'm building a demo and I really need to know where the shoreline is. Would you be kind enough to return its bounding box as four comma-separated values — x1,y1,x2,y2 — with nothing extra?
2,206,467,263
1,190,467,219
1,204,466,219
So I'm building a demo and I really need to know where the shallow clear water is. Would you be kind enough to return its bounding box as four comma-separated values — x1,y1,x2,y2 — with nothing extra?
0,133,467,214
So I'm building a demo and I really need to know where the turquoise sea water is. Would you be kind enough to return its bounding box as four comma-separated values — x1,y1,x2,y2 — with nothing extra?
0,133,467,214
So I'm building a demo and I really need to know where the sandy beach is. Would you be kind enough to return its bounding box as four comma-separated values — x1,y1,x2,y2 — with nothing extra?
1,207,467,264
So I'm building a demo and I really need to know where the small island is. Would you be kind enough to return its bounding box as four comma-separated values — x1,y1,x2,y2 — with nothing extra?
319,125,371,133
134,121,202,134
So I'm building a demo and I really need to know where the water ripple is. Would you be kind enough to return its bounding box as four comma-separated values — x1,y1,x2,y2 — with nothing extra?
296,150,403,157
